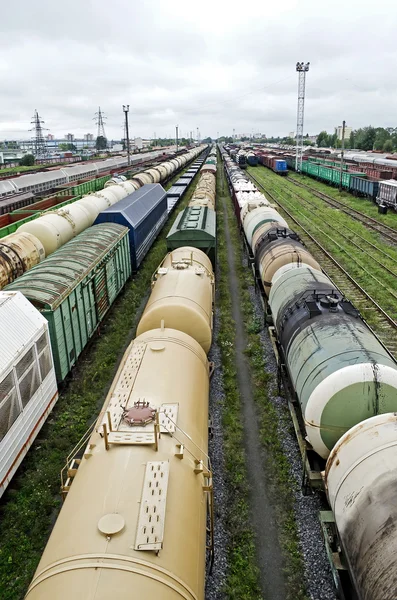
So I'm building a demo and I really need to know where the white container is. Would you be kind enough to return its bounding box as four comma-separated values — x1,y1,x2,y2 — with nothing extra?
326,413,397,600
94,186,126,206
55,203,92,234
0,291,58,498
119,181,138,195
145,168,161,183
73,198,100,222
19,213,74,255
243,207,288,248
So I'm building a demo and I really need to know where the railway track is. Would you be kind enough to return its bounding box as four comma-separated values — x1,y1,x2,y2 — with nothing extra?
249,172,397,361
265,179,397,285
286,176,397,246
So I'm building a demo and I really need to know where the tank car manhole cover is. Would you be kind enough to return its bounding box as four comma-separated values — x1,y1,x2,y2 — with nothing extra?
98,513,125,536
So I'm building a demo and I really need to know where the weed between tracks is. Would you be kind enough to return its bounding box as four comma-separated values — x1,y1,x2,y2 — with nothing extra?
216,169,262,598
288,171,397,230
248,166,397,322
0,164,201,600
217,164,308,599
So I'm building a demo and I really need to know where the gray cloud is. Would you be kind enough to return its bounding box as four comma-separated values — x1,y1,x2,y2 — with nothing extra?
1,0,397,140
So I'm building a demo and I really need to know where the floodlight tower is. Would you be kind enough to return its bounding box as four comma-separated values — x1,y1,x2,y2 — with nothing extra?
123,105,130,166
295,62,310,172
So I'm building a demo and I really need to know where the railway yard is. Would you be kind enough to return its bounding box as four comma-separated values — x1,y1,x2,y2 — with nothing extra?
0,144,397,600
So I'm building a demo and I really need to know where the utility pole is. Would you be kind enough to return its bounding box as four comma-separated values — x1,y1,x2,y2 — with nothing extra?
295,62,310,172
339,120,346,192
176,125,179,153
122,105,131,166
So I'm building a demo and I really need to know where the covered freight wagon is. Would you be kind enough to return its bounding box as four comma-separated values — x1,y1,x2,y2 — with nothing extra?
166,206,216,265
0,291,58,497
94,184,168,271
6,224,131,382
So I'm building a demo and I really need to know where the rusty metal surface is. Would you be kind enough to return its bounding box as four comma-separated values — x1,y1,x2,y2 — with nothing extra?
5,224,128,309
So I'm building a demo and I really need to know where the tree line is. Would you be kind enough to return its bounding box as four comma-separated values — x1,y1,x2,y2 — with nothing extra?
317,127,396,152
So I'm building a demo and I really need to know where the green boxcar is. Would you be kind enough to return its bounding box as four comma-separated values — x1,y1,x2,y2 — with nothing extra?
318,165,334,183
307,162,319,177
166,206,216,265
5,223,131,381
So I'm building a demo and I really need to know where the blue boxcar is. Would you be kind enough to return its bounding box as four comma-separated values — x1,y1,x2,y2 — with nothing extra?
94,184,168,271
247,154,259,166
274,159,288,175
349,175,379,200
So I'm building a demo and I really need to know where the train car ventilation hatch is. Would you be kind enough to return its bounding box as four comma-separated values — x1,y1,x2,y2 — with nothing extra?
134,460,170,552
122,400,156,426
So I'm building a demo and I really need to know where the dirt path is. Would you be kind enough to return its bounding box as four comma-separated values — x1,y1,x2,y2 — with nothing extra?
220,185,286,599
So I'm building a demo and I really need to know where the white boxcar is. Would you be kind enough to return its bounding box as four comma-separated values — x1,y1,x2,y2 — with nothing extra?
376,179,397,209
0,291,58,498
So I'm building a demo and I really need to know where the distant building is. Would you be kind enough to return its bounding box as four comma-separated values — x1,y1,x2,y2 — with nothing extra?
47,134,54,140
84,133,94,142
65,133,74,142
289,132,295,139
335,125,352,141
306,135,318,144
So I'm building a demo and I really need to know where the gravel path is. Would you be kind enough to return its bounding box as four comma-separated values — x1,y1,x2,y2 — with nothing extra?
218,197,287,600
244,248,337,600
205,305,228,600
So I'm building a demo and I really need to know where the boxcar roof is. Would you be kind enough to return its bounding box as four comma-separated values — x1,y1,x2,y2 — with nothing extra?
5,223,129,310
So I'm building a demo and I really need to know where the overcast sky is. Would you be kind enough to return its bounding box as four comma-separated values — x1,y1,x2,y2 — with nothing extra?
0,0,396,140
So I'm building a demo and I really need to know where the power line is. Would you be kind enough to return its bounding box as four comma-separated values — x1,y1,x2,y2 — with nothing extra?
29,109,48,158
94,106,107,140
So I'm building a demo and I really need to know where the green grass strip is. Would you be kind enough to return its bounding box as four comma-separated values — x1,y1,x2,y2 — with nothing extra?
219,162,309,600
216,165,262,599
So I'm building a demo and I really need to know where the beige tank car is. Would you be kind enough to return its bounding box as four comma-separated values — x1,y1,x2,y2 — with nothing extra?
137,247,214,353
25,327,211,600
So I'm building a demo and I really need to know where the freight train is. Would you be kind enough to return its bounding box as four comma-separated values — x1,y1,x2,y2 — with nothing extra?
0,147,207,499
0,146,205,289
221,144,397,600
23,154,218,600
167,148,217,265
263,150,397,208
0,150,170,198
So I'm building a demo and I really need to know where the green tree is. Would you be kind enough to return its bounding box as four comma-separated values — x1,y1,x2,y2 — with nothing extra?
96,135,107,150
373,128,390,151
317,131,330,147
349,131,355,148
202,137,212,143
19,154,35,166
329,133,338,148
354,126,376,151
383,139,393,153
58,143,76,151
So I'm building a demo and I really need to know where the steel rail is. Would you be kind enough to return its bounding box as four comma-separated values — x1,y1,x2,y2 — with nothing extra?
286,176,397,245
249,172,397,361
